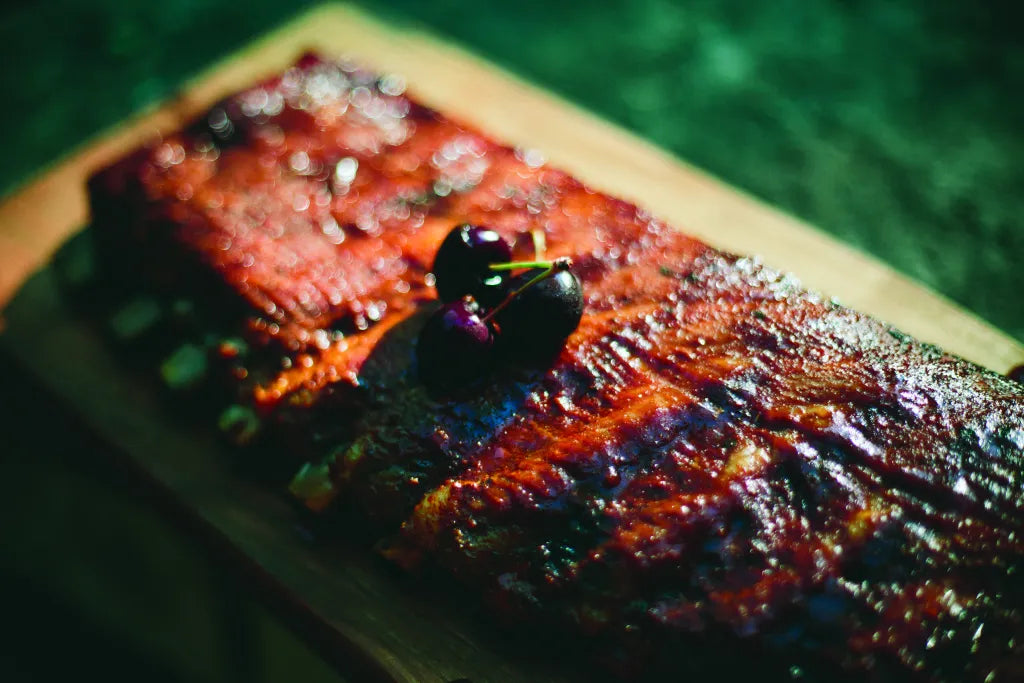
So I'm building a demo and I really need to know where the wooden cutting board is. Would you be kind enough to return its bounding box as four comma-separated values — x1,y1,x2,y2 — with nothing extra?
1,4,1022,682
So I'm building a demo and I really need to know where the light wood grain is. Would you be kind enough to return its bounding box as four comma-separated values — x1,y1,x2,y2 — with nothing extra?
0,3,1020,371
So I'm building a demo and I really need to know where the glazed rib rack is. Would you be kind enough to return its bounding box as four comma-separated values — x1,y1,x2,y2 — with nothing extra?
89,54,1024,682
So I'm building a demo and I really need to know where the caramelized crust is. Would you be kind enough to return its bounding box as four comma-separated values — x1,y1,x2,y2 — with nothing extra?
89,54,1024,681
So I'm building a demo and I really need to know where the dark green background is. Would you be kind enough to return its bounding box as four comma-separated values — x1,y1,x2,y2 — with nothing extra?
1,1,1020,681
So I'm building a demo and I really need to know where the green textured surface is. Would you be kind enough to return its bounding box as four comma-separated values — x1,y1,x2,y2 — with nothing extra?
0,2,1020,681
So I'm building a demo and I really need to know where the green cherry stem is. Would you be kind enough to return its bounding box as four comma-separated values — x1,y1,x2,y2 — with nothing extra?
487,260,556,272
481,257,573,323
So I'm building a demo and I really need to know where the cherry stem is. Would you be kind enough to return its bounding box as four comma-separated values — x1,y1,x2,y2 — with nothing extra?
488,259,554,272
481,257,572,323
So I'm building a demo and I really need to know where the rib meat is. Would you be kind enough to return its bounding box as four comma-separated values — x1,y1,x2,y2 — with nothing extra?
88,54,1024,681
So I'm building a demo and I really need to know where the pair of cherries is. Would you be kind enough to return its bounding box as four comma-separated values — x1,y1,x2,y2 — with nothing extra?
417,224,584,387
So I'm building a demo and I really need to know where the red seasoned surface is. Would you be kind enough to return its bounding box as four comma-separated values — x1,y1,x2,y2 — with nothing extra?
89,54,1024,682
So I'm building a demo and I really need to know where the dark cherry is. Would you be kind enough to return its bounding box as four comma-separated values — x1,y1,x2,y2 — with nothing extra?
495,267,584,358
1008,364,1024,386
416,297,494,386
432,224,512,302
